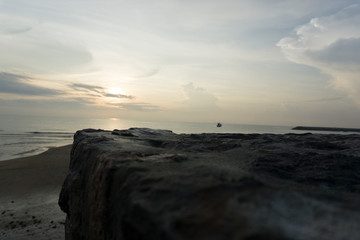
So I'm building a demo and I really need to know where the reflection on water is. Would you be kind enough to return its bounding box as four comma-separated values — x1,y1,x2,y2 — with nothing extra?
0,116,292,161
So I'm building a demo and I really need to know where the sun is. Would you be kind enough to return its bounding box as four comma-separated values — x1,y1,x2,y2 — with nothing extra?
107,87,124,95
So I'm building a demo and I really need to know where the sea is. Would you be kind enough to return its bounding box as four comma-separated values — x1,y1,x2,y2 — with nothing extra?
0,115,358,161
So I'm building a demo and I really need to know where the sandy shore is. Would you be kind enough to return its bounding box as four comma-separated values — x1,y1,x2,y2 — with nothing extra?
0,145,71,240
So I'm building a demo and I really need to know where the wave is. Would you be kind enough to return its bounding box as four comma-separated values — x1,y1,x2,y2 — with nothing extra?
0,133,26,136
14,148,42,156
3,141,52,146
27,131,74,135
0,134,73,139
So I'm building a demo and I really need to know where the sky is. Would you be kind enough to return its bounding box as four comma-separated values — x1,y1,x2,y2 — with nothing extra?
0,0,360,127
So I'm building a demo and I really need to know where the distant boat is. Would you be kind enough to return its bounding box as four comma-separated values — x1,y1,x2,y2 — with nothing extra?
217,122,222,127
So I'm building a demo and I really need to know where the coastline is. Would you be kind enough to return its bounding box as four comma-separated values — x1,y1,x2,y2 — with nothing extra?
0,144,71,240
293,126,360,133
2,129,360,239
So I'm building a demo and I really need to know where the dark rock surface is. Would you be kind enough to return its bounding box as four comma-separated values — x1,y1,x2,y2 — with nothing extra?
59,128,360,240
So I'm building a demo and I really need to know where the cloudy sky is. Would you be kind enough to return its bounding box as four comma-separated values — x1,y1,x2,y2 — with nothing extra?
1,0,360,127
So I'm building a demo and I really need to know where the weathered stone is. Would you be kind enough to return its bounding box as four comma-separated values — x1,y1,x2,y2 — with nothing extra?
59,128,360,240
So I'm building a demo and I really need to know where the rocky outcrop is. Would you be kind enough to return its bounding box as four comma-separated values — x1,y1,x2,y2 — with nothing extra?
59,128,360,240
293,126,360,132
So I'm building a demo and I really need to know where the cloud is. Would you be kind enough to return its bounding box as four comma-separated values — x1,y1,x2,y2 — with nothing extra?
305,97,344,103
307,38,360,70
277,4,360,105
104,93,134,99
70,97,98,105
70,83,159,111
133,68,160,79
0,14,33,35
0,72,61,96
71,83,104,93
0,14,93,74
1,25,32,35
69,83,134,99
0,97,105,118
182,83,218,110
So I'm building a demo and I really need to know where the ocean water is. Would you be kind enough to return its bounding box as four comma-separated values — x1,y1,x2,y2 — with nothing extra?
0,115,356,161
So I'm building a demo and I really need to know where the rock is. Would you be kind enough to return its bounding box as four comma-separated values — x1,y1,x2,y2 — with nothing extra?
59,128,360,240
293,126,360,132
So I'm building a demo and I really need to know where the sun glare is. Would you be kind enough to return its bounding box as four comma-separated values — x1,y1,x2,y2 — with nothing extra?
107,87,124,95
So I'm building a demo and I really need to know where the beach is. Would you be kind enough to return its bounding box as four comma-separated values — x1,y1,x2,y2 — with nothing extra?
0,145,71,240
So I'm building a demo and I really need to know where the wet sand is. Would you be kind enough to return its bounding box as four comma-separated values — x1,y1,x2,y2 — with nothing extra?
0,145,71,240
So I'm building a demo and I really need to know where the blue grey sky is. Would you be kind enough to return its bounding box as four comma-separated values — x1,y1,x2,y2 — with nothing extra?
0,0,360,127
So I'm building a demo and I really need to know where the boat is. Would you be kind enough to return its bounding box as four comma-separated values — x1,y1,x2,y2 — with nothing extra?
217,122,222,127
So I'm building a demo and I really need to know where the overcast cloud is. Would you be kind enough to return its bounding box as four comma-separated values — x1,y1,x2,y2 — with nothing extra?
278,4,360,106
182,83,219,110
0,72,61,96
69,83,134,100
0,1,359,126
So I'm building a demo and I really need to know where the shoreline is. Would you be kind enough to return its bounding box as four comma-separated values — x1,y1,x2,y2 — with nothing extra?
0,144,72,240
0,143,73,162
2,131,360,239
